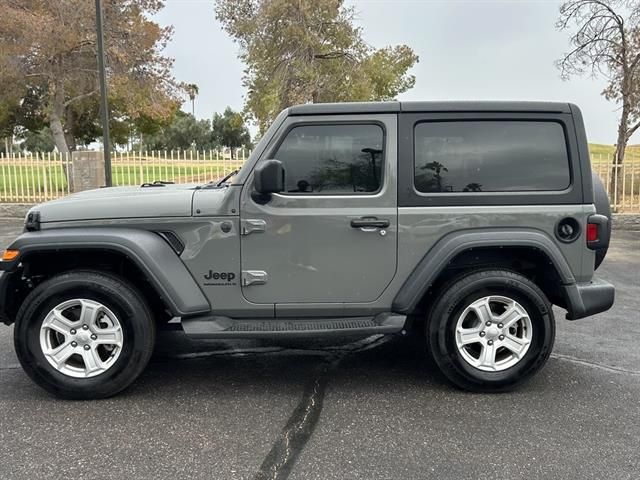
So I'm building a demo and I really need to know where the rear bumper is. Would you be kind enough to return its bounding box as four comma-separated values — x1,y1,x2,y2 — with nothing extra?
563,276,615,320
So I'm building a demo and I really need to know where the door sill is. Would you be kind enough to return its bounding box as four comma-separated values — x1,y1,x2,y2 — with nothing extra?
181,312,406,339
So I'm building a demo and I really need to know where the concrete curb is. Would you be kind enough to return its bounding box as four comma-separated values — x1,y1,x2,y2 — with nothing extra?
613,214,640,231
1,203,639,231
0,203,32,219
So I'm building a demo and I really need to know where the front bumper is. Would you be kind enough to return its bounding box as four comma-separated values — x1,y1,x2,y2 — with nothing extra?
563,276,615,320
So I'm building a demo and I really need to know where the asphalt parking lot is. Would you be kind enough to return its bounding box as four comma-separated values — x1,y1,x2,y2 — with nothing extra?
0,219,638,480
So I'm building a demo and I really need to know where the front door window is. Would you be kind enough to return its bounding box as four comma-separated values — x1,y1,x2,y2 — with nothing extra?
274,124,384,194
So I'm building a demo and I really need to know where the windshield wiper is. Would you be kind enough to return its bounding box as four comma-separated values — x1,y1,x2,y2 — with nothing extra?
141,180,175,188
216,169,240,187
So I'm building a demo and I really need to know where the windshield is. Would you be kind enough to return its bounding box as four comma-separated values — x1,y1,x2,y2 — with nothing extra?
230,109,290,186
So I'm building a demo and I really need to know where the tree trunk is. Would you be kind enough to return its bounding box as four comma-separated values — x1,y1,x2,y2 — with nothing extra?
610,109,629,212
51,110,75,192
49,84,75,191
63,108,78,152
48,78,71,153
50,109,69,154
50,112,69,153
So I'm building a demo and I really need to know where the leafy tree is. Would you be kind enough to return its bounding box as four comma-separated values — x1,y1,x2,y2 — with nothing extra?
214,0,419,132
0,66,24,154
556,0,640,208
130,111,175,150
143,111,217,151
0,0,182,153
309,151,381,193
20,127,56,153
0,97,19,154
8,85,102,150
211,107,252,158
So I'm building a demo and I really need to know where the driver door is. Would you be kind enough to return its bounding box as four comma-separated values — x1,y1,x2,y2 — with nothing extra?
239,114,398,316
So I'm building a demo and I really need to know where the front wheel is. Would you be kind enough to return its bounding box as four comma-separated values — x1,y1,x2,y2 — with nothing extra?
14,270,155,399
427,270,555,392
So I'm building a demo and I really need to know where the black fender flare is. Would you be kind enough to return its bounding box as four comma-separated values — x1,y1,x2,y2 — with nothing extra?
392,228,576,314
3,228,210,317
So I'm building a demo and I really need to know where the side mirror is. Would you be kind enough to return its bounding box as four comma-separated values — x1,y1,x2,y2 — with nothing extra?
254,159,284,194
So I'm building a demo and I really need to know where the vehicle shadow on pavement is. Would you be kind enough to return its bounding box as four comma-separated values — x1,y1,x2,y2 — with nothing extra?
133,330,552,399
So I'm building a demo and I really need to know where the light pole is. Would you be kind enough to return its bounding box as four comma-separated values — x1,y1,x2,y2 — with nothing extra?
95,0,112,186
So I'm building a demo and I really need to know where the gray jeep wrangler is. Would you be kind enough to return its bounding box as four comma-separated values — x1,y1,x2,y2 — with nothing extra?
0,101,614,399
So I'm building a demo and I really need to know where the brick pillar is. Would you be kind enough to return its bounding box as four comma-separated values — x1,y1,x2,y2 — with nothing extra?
70,151,106,193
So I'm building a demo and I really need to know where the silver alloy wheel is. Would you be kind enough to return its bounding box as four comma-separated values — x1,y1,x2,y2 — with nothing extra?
39,299,124,378
455,295,533,372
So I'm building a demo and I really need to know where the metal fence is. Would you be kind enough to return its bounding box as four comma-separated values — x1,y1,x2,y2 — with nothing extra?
590,154,640,212
0,149,249,203
109,149,248,188
0,149,639,211
0,151,72,203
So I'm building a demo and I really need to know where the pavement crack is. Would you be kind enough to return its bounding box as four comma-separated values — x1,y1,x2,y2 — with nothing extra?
551,353,640,376
253,335,391,480
254,356,336,480
0,364,21,371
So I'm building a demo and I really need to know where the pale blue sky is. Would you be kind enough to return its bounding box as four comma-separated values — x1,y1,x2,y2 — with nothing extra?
155,0,631,144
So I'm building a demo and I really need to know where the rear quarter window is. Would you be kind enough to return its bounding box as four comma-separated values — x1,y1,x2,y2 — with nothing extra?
414,121,570,193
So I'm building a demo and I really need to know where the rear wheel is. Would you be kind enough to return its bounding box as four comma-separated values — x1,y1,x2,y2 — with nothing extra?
14,271,155,399
427,269,555,392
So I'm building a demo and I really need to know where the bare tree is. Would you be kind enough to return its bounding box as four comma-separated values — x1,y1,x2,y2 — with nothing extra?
556,0,640,208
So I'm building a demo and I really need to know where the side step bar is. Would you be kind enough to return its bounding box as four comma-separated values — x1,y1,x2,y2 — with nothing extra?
181,312,407,339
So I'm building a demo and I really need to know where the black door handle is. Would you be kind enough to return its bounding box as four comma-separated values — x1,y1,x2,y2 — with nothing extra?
350,217,390,229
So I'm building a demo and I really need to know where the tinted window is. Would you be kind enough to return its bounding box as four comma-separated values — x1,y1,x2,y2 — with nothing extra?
414,121,570,193
274,124,384,194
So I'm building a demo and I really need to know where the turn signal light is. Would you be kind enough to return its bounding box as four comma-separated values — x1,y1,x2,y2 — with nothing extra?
586,223,599,242
1,249,19,261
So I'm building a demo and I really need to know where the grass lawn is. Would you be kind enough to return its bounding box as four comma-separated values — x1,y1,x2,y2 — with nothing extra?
589,143,640,163
110,164,226,185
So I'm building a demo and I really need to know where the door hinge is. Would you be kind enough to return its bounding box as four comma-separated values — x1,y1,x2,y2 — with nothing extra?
241,219,266,236
242,270,268,286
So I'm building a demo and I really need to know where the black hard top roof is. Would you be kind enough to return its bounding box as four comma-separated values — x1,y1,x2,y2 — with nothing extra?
288,101,572,115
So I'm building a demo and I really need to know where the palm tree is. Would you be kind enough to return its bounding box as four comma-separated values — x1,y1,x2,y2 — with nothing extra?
185,83,199,116
422,161,449,192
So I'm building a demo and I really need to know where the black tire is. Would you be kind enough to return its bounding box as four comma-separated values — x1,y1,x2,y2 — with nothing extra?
426,269,555,392
14,270,155,399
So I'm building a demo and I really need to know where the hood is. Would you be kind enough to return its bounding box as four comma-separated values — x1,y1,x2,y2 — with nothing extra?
34,184,200,223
